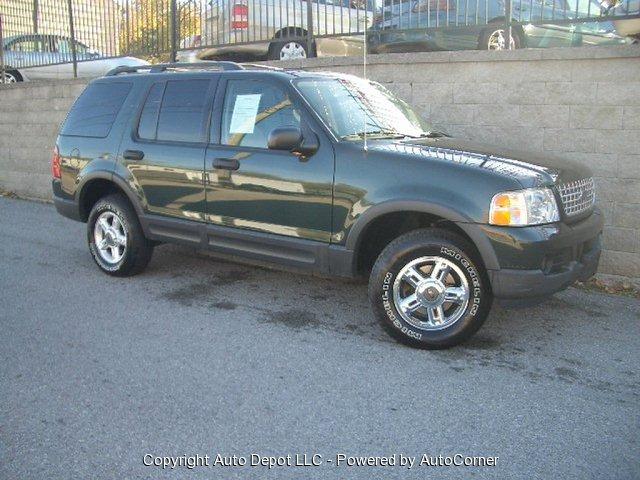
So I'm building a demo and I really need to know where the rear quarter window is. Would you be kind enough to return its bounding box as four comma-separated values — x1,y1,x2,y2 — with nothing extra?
61,82,132,138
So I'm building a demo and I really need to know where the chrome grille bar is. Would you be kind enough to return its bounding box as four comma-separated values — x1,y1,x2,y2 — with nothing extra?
557,177,596,217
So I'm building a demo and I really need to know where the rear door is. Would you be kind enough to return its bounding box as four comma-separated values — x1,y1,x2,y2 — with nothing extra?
204,75,334,243
119,76,218,222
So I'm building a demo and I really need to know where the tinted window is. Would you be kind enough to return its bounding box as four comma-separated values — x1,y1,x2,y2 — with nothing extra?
221,80,301,148
61,82,132,137
155,79,210,143
137,82,165,140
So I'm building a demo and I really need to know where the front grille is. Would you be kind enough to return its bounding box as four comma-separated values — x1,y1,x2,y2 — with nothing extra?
557,177,596,217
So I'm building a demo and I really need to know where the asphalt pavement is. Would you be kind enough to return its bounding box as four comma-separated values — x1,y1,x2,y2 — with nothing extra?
1,197,638,480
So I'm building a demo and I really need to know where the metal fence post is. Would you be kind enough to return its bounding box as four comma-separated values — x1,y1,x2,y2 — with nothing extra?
0,15,5,84
504,0,512,50
170,0,178,63
306,0,313,53
67,0,78,77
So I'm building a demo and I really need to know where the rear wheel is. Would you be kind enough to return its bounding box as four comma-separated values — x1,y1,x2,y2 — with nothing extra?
87,193,153,276
368,228,492,349
268,39,310,60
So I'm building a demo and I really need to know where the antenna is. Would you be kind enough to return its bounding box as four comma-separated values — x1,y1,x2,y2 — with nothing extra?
363,1,368,152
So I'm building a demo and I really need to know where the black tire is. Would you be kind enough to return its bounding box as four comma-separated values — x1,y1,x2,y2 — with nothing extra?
87,193,153,276
478,24,522,50
268,39,311,60
368,228,492,349
1,69,23,83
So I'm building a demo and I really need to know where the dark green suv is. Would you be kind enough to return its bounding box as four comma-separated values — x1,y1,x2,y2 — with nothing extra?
52,62,603,348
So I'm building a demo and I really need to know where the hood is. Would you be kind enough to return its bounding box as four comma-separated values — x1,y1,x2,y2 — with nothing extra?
367,136,592,188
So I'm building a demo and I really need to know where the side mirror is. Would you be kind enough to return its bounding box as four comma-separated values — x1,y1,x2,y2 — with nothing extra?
267,127,320,159
268,127,303,152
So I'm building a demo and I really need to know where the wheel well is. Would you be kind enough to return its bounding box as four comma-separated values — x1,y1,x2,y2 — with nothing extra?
273,27,308,40
355,211,481,275
482,18,525,38
79,179,127,221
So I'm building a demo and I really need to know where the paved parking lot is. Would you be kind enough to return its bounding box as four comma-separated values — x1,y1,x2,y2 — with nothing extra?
1,196,639,480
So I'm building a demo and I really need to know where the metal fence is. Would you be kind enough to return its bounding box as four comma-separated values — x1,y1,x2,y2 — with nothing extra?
1,0,638,80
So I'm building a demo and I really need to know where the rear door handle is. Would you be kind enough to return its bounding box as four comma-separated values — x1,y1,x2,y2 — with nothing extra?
123,149,144,161
213,157,240,171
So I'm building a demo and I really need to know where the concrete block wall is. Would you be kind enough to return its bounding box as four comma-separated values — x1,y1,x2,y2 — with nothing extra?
0,45,638,277
0,79,87,200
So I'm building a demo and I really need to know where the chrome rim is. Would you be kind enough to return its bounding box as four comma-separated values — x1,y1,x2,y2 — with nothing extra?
1,72,18,84
393,256,470,331
93,211,127,264
279,41,307,60
487,29,515,50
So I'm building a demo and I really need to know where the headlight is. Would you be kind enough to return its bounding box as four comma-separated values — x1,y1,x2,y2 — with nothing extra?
489,187,559,226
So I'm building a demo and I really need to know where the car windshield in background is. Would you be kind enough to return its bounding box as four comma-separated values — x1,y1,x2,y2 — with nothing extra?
295,76,433,140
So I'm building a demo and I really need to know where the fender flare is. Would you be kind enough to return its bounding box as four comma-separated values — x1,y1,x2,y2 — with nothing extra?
345,200,500,271
76,171,146,221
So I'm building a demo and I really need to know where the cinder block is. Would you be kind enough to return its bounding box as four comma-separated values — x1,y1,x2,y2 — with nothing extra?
622,107,640,130
519,104,570,128
603,226,638,253
499,82,547,105
570,105,623,130
543,128,595,153
572,59,640,83
563,152,618,178
453,82,498,104
613,203,640,229
596,82,640,106
473,105,520,127
428,104,476,125
599,250,640,278
412,83,453,105
594,129,640,155
545,82,597,106
617,155,640,180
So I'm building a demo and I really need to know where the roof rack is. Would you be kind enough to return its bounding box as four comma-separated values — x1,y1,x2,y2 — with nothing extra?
106,61,244,76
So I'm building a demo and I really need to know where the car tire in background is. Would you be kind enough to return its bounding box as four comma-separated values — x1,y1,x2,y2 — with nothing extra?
368,228,492,349
87,193,154,277
1,70,23,83
479,23,523,50
268,39,312,60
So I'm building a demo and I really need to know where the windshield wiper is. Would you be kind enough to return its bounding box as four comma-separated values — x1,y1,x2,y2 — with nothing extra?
342,130,406,140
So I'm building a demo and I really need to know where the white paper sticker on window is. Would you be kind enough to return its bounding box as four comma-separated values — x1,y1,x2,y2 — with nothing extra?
229,94,261,134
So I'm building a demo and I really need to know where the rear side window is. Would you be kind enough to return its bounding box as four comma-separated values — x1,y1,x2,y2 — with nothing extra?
138,79,211,143
61,82,132,138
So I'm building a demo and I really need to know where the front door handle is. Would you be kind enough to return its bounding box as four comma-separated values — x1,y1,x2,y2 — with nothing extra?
213,157,240,171
123,149,144,161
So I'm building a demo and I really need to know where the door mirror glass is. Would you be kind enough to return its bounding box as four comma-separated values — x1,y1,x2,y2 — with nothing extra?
267,127,303,151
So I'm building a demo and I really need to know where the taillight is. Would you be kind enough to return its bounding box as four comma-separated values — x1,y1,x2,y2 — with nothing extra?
231,2,249,29
52,146,61,179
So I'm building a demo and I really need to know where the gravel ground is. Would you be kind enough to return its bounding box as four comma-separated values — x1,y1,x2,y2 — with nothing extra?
1,197,638,480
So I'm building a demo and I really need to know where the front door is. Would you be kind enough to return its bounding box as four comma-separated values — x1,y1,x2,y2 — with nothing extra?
204,76,334,243
120,77,218,221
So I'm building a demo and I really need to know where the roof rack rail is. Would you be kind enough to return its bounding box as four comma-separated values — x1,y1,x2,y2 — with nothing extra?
106,61,244,76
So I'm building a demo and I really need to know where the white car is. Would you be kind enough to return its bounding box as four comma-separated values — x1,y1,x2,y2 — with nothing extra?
1,34,149,83
177,0,374,62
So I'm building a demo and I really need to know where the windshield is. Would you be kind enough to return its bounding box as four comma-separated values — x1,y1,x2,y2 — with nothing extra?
294,76,433,140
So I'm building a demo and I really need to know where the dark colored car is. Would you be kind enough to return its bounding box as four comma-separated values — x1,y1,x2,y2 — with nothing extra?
52,62,602,348
367,0,634,53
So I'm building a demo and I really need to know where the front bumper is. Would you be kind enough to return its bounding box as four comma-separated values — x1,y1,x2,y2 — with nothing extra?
470,210,604,299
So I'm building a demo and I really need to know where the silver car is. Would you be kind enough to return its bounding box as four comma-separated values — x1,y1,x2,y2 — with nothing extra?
177,0,374,62
1,34,148,83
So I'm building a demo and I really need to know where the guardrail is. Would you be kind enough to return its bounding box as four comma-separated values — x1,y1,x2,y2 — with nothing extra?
0,0,638,81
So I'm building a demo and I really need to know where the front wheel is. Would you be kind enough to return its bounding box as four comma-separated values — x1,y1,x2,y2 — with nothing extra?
1,70,23,83
479,25,522,50
368,228,492,349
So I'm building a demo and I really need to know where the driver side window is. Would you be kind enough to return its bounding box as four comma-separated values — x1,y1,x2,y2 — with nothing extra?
221,80,301,149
